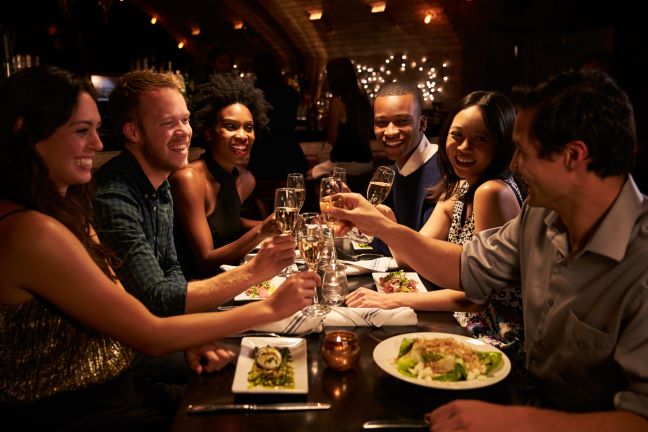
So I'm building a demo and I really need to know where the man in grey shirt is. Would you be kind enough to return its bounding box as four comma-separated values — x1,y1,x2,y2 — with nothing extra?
330,69,648,429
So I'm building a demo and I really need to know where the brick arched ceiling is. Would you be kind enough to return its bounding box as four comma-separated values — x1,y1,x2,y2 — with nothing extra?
129,0,462,90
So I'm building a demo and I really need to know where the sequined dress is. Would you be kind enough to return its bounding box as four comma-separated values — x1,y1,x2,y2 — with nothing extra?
0,297,134,402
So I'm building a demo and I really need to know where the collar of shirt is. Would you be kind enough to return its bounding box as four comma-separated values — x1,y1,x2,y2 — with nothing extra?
119,149,172,203
543,176,644,262
397,134,438,177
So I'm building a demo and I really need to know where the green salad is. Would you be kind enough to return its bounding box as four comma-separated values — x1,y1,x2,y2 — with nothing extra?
395,337,502,382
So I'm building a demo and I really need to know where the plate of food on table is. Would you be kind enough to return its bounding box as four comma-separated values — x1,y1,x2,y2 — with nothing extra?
234,276,285,301
232,337,308,394
372,270,427,294
373,332,511,390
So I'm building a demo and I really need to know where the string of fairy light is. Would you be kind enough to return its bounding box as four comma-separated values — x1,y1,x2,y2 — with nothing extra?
353,54,449,105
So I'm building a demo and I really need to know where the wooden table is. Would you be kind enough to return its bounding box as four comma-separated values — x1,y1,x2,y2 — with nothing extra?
171,268,525,431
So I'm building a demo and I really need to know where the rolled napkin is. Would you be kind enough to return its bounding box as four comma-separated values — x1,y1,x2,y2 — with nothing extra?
251,311,324,335
325,306,417,327
248,306,418,335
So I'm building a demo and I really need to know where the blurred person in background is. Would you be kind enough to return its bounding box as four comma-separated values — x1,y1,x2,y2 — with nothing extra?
247,50,308,180
309,57,373,178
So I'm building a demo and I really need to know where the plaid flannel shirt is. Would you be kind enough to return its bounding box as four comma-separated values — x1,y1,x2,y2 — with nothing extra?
94,150,187,316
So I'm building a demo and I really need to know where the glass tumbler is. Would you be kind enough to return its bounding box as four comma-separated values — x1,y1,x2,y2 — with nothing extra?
321,264,347,306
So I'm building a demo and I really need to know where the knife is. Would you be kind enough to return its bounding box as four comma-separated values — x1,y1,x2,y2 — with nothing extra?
187,402,331,414
363,419,429,429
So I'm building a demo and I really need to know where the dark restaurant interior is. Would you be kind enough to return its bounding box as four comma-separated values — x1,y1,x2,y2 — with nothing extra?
1,0,646,190
2,1,648,430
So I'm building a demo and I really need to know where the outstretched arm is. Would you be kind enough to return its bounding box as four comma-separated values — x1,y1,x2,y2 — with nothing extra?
6,211,317,355
329,192,463,290
184,234,296,313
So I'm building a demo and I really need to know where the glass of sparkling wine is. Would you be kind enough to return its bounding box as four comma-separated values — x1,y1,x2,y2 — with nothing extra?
296,212,329,317
319,176,343,236
347,166,396,243
286,173,305,211
274,187,299,276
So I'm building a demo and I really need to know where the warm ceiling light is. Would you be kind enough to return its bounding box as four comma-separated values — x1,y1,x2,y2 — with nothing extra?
191,27,201,36
371,2,386,13
150,16,158,25
177,40,185,49
424,10,436,24
233,20,244,29
308,9,323,20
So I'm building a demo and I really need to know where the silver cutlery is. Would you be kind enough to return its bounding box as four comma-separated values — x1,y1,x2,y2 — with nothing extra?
363,419,429,429
187,402,331,414
225,332,282,338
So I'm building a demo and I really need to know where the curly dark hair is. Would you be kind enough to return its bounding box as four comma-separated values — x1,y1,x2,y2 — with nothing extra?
0,66,118,280
512,68,636,177
428,91,518,203
189,73,270,144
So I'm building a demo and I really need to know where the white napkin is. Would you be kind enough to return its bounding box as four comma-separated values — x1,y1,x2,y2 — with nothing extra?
325,306,417,327
249,306,417,334
251,311,324,335
340,257,398,275
220,263,300,273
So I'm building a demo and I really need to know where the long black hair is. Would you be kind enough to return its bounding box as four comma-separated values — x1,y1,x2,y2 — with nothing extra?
0,65,118,280
428,91,518,204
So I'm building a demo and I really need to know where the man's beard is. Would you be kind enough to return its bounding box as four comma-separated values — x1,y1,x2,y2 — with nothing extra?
140,134,187,174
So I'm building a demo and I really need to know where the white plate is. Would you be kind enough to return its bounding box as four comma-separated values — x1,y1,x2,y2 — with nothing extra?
373,332,511,390
234,276,286,301
232,337,308,394
372,272,427,293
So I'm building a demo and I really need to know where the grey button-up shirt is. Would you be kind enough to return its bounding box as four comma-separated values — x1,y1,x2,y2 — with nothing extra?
461,177,648,417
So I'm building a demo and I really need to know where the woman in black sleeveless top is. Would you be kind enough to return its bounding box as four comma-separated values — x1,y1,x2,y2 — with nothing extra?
170,74,281,278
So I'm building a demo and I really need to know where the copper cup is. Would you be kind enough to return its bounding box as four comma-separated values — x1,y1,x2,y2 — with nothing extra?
321,330,360,371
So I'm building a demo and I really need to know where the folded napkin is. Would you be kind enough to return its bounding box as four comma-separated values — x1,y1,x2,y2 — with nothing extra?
249,306,418,335
340,257,398,275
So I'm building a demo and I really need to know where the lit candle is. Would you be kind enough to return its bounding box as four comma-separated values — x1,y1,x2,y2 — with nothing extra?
321,330,360,371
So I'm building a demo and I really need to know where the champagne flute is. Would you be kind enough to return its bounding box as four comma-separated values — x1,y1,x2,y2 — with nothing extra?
296,213,329,317
347,166,396,243
287,173,306,211
366,166,396,205
319,176,343,236
274,187,298,276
